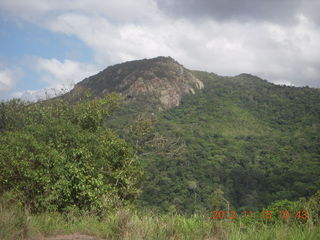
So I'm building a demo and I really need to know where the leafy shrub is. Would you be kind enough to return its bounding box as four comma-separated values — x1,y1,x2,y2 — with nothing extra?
0,94,142,213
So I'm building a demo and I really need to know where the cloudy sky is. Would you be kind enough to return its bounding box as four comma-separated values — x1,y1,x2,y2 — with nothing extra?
0,0,319,100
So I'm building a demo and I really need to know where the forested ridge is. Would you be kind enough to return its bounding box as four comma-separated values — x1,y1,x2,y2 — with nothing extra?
136,71,320,213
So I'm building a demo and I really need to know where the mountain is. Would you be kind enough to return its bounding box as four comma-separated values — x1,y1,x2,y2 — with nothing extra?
65,56,320,214
138,71,320,213
67,56,203,110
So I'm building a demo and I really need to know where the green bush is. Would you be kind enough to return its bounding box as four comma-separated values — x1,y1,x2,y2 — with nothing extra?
0,94,142,213
267,191,320,224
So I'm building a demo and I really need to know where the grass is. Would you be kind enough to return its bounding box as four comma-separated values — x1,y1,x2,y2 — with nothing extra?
1,204,319,240
0,194,319,240
0,193,29,240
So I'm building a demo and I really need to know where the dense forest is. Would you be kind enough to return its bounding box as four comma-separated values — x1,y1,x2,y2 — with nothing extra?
102,71,320,214
138,71,320,213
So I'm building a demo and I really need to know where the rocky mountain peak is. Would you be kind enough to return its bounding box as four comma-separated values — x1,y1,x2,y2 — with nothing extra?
69,56,204,110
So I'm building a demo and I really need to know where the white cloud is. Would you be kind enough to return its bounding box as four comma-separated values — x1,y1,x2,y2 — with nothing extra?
47,13,176,64
0,68,17,92
33,57,99,89
12,89,56,101
10,58,99,101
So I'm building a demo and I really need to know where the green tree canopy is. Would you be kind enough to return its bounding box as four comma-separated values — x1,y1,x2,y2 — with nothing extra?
0,94,142,213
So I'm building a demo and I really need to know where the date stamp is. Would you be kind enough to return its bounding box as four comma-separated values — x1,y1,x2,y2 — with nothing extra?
210,210,309,220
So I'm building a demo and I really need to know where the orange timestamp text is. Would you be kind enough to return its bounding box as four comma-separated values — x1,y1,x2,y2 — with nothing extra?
210,210,309,220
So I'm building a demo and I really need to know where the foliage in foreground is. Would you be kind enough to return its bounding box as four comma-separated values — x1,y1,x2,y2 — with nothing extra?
0,196,319,240
0,94,143,213
1,188,319,240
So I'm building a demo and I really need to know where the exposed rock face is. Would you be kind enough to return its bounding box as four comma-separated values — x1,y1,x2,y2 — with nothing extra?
70,56,204,110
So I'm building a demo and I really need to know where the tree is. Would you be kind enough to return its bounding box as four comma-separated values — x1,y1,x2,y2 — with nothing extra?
210,187,230,211
0,94,142,213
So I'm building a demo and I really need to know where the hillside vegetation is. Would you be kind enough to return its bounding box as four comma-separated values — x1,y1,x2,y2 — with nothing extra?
137,71,320,213
0,57,319,239
0,94,142,214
